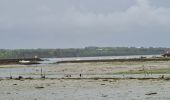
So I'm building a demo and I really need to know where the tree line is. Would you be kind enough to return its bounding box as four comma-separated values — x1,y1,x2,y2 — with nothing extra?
0,47,167,59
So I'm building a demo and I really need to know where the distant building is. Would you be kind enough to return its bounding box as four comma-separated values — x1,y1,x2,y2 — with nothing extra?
162,51,170,57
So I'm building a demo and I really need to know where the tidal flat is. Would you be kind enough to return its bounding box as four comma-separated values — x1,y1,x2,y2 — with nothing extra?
0,60,170,100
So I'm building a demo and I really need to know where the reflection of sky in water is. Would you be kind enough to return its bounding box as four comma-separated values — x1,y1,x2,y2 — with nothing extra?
0,67,39,78
42,55,161,63
0,55,163,78
0,66,168,79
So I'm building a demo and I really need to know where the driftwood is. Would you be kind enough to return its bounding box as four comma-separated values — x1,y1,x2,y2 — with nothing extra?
145,92,157,95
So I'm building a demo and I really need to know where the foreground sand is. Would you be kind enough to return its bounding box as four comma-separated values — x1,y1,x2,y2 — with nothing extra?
0,79,170,100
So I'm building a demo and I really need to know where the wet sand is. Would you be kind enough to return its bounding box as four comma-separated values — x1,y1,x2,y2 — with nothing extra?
0,79,170,100
0,61,170,100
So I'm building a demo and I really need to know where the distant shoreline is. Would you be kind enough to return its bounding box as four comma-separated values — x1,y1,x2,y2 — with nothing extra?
56,57,170,64
0,58,43,65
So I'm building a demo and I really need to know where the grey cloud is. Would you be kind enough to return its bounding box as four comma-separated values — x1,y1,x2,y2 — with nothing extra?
0,0,170,48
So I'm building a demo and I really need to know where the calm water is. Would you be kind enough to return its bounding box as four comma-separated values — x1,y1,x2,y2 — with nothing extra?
0,55,162,78
41,54,161,64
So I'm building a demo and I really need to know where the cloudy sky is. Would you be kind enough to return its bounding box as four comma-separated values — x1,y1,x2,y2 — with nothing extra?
0,0,170,49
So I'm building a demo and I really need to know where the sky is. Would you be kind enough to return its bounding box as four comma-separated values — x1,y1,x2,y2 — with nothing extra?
0,0,170,49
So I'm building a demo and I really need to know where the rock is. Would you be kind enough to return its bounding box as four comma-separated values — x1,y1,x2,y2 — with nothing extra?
102,79,108,81
18,76,23,80
145,92,157,95
35,86,45,89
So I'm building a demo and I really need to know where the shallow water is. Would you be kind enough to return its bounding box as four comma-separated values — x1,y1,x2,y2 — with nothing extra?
0,55,167,79
0,55,170,100
42,54,161,63
0,66,169,79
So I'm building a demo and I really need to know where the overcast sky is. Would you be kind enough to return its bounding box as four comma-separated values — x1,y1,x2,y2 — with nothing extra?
0,0,170,49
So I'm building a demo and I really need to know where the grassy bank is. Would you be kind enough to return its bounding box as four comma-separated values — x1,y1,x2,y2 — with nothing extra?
57,57,170,64
114,68,170,74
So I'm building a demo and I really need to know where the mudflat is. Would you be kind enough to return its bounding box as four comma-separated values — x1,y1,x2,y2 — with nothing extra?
0,79,170,100
0,61,170,100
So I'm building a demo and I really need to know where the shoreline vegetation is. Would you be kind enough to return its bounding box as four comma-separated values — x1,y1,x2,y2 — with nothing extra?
0,55,170,65
0,47,167,58
56,57,170,64
1,73,170,81
0,58,43,65
114,68,170,74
